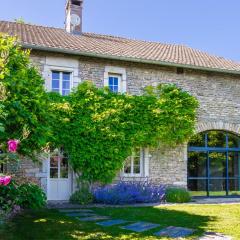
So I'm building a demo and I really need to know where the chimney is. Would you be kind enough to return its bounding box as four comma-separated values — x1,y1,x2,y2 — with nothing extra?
65,0,83,35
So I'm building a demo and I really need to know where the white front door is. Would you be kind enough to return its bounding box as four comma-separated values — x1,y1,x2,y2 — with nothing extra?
48,152,72,201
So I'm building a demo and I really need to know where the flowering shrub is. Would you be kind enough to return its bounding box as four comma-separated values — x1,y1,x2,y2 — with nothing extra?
0,175,11,186
7,140,19,153
0,178,46,217
93,181,165,205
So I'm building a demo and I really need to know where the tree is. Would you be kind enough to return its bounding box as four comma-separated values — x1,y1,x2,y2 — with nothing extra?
0,35,51,158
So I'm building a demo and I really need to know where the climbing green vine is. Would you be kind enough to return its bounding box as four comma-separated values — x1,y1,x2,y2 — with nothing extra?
1,35,199,184
50,82,199,184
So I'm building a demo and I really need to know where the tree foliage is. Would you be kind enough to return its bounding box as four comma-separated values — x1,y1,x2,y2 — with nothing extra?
50,82,199,183
0,35,51,157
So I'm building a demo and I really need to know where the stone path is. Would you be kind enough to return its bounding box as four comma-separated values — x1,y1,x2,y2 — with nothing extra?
121,222,160,233
97,219,128,227
155,226,195,238
197,232,232,240
59,208,232,239
59,209,94,213
77,216,110,222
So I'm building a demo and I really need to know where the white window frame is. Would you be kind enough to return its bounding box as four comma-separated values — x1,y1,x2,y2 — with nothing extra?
123,148,145,177
43,56,81,93
104,66,127,93
108,74,122,93
51,70,73,96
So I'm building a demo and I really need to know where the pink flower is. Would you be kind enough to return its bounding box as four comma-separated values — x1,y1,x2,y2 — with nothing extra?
7,139,19,153
0,176,11,186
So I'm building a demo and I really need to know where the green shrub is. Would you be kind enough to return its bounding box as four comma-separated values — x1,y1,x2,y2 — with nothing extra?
165,188,191,203
17,183,46,209
70,187,93,205
0,180,19,212
0,180,46,211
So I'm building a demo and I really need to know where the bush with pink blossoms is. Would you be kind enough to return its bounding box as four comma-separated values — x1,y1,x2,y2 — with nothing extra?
0,176,11,186
7,140,19,153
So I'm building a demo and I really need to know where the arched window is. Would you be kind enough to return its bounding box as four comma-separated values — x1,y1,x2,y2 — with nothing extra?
188,131,240,197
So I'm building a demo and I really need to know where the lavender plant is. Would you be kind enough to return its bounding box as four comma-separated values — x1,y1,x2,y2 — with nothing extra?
92,181,165,205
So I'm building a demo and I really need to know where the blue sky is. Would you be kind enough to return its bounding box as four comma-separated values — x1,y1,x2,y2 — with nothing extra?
1,0,240,61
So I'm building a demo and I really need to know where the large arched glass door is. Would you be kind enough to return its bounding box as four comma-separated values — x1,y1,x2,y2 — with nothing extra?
188,131,240,197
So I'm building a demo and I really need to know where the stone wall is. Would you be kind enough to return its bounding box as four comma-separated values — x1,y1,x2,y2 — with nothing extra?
29,51,240,188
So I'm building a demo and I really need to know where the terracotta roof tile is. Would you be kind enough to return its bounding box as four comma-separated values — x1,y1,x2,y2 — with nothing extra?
1,20,240,74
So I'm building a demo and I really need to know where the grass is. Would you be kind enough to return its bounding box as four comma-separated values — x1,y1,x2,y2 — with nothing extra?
1,204,240,239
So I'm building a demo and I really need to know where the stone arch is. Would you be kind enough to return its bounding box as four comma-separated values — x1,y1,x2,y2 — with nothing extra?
195,121,240,135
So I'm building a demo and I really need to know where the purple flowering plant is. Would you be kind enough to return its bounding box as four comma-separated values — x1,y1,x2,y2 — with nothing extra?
92,181,165,205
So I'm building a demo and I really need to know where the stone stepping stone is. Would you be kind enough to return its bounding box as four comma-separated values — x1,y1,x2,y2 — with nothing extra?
65,212,96,217
97,219,128,227
77,215,110,222
155,226,195,238
59,209,94,213
121,222,160,233
197,232,232,240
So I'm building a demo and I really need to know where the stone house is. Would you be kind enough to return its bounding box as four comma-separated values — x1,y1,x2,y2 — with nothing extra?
1,0,240,200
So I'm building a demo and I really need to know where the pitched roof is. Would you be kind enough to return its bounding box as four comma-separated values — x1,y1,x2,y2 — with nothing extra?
1,20,240,74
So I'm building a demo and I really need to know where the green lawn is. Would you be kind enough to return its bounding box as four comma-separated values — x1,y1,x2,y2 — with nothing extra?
1,204,240,240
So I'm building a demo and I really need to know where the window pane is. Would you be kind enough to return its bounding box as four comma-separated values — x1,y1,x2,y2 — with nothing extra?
109,86,113,91
188,179,207,196
109,77,113,86
209,179,226,196
113,86,118,92
229,152,240,178
52,71,60,80
60,168,68,178
50,156,59,167
63,72,70,81
124,157,131,174
62,90,70,96
113,77,118,85
228,133,240,148
63,81,70,90
50,168,58,178
209,152,226,178
188,152,207,177
188,132,205,147
52,80,60,89
61,157,68,168
133,165,140,174
207,131,226,148
229,179,240,196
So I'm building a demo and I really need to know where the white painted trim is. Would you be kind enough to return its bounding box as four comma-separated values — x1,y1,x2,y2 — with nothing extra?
43,56,81,92
143,148,150,177
46,156,50,200
47,153,73,201
122,148,147,178
104,66,127,93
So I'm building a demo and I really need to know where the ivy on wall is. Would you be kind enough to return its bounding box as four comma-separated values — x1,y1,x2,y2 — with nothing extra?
0,35,199,183
50,82,199,184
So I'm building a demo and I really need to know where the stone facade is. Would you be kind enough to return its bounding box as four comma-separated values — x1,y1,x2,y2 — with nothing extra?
24,51,240,193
